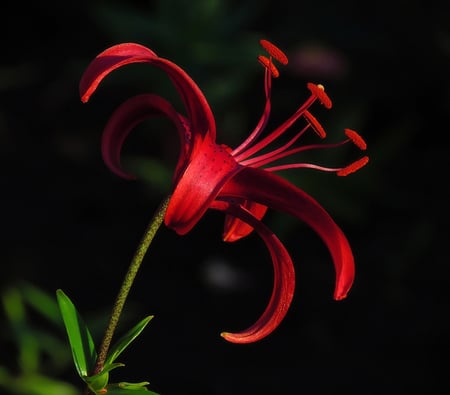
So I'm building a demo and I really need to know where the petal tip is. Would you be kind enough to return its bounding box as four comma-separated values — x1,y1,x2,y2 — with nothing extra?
220,331,252,344
333,290,350,301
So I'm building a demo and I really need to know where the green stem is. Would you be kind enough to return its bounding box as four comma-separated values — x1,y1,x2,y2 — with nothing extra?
93,195,171,375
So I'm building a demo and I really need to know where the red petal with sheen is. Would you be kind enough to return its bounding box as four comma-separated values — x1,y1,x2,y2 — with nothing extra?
164,138,242,235
219,167,355,300
79,43,216,146
222,201,268,242
100,93,191,181
211,200,295,344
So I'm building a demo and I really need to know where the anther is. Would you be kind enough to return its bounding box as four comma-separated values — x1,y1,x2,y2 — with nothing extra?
306,82,332,109
303,110,326,139
258,55,280,78
337,156,369,176
344,128,367,150
260,39,289,65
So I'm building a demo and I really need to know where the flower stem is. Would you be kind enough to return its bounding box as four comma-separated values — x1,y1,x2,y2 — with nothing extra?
93,195,171,375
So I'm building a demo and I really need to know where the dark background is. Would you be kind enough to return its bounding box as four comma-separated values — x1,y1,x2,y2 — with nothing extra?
1,0,449,394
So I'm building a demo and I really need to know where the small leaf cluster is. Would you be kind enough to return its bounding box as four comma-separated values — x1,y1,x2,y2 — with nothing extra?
56,290,159,395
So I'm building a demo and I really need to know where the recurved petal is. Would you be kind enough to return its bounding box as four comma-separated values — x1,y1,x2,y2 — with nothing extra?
79,43,157,103
79,43,216,143
219,167,355,300
101,93,191,181
222,200,268,242
210,200,295,344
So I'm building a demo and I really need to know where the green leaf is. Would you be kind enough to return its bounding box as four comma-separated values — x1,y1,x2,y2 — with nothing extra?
56,289,97,377
1,373,79,395
84,362,125,392
84,362,124,382
118,381,150,390
0,367,79,395
86,371,109,393
105,383,160,394
105,315,153,366
21,282,62,326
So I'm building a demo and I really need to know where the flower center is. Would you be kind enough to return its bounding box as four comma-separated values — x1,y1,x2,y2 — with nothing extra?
165,137,242,235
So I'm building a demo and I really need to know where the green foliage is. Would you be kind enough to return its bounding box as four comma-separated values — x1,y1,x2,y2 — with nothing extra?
56,290,158,394
0,283,78,395
0,285,157,395
105,316,153,367
106,383,160,394
56,289,97,378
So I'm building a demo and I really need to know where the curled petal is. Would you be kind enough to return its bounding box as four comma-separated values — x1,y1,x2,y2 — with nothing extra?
79,43,216,146
80,43,157,103
101,93,191,181
210,200,295,344
219,167,355,300
223,201,268,242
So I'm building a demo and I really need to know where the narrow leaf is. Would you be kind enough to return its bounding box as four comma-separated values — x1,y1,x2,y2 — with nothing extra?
106,385,159,395
21,282,62,326
118,381,150,390
84,362,125,382
105,315,153,365
56,289,97,377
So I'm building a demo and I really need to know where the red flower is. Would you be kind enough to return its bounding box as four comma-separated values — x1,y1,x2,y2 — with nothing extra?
80,39,368,344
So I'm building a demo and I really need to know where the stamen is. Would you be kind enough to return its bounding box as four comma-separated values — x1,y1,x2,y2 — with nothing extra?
303,110,326,139
232,65,272,158
260,39,289,65
240,124,310,167
307,82,332,109
344,128,367,150
258,55,280,78
337,156,369,176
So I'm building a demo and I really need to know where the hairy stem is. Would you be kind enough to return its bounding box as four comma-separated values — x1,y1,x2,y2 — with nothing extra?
93,195,171,375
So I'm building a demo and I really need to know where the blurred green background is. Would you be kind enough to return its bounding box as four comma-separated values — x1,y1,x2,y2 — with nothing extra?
1,0,448,394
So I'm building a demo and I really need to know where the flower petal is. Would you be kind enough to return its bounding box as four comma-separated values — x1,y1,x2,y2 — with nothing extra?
79,43,157,103
79,43,216,145
210,200,295,344
165,138,242,235
219,167,355,300
222,201,268,242
101,93,191,181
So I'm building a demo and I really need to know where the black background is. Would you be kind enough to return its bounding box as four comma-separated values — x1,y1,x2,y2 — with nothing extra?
1,1,449,394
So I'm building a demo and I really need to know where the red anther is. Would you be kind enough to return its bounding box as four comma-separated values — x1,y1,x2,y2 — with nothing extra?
258,55,280,78
260,39,289,65
345,128,367,150
337,156,369,176
306,82,332,109
303,110,326,139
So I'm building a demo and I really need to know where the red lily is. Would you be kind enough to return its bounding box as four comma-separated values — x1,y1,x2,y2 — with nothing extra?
80,39,368,344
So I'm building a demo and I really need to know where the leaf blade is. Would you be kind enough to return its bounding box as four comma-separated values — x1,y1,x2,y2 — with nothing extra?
105,315,153,366
106,386,159,395
56,289,97,377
